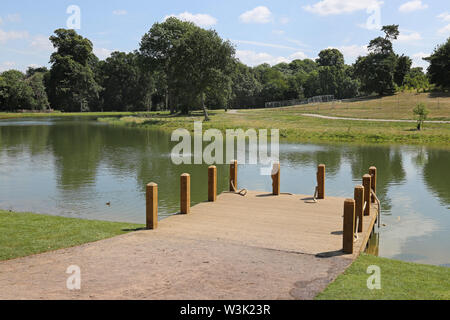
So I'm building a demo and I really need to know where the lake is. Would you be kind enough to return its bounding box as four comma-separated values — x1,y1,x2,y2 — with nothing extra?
0,117,449,267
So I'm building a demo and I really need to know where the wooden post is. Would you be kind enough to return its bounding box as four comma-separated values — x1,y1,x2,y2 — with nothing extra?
229,160,237,192
363,174,372,217
180,173,191,214
369,166,377,203
354,185,364,233
272,162,280,195
343,199,355,254
146,183,158,230
317,164,325,199
208,166,217,202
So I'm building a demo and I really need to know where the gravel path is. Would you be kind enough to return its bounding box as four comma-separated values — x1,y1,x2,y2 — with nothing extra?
301,113,450,124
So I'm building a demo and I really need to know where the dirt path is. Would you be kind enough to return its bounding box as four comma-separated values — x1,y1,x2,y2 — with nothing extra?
0,231,350,300
301,113,450,124
0,192,359,300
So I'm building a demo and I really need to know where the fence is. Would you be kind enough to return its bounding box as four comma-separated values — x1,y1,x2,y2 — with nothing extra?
265,95,335,108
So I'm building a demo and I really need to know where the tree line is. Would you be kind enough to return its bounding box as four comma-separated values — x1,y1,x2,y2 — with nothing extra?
0,19,449,117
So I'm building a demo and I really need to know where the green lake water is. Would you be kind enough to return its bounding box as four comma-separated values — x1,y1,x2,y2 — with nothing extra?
0,117,449,267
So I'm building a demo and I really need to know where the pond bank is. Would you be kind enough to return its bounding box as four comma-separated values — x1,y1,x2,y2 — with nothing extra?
98,109,450,146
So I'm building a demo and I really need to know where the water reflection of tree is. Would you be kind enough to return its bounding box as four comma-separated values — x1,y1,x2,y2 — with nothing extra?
346,146,406,213
48,122,103,190
281,147,343,177
0,124,50,157
423,150,450,208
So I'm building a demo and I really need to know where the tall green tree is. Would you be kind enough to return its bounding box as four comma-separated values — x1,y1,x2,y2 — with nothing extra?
26,72,50,110
0,70,34,111
354,25,401,95
424,37,450,88
394,55,412,87
230,62,261,108
140,18,194,113
47,29,101,111
98,51,154,111
172,25,235,119
140,18,235,119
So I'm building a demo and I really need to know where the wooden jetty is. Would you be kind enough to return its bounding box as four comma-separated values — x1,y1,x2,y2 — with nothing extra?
148,162,380,260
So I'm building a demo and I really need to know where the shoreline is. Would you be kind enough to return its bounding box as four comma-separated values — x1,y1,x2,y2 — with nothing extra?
1,105,450,146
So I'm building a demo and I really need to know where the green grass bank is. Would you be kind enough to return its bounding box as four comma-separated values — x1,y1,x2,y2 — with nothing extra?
0,210,143,261
316,254,450,300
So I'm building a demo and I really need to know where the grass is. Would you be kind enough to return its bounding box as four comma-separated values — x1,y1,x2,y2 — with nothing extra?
2,92,450,145
0,111,150,120
299,91,450,121
315,254,450,300
98,105,450,146
0,210,144,261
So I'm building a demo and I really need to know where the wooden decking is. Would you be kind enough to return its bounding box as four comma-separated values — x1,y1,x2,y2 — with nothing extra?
156,190,378,260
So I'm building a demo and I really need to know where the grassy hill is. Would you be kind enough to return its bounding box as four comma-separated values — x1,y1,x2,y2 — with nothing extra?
296,91,450,121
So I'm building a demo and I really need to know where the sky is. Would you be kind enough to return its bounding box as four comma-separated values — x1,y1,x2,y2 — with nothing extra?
1,0,449,73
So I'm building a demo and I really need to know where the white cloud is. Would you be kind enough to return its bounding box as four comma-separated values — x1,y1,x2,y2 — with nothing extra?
412,52,430,68
330,45,368,63
304,0,383,16
0,61,16,72
398,32,422,42
94,47,114,60
6,14,21,23
279,17,290,25
233,39,299,50
399,1,428,13
0,29,29,43
164,12,217,27
27,64,42,69
438,24,450,35
437,12,450,22
239,6,272,24
30,35,53,51
113,10,127,16
289,51,308,60
272,30,285,35
236,50,308,66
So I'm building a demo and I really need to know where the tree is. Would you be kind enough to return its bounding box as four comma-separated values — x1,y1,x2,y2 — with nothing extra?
424,37,450,88
0,70,34,111
27,72,50,110
47,29,101,111
394,55,412,87
317,49,344,68
230,62,261,108
140,17,195,113
316,49,358,98
413,103,429,131
172,25,235,119
98,51,154,111
354,25,401,95
141,18,235,119
404,67,429,91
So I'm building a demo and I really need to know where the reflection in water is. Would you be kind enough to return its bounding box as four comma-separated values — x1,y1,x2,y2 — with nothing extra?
423,150,450,208
0,118,449,267
366,232,380,257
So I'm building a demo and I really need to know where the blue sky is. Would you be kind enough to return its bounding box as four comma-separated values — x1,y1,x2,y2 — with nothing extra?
1,0,449,72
